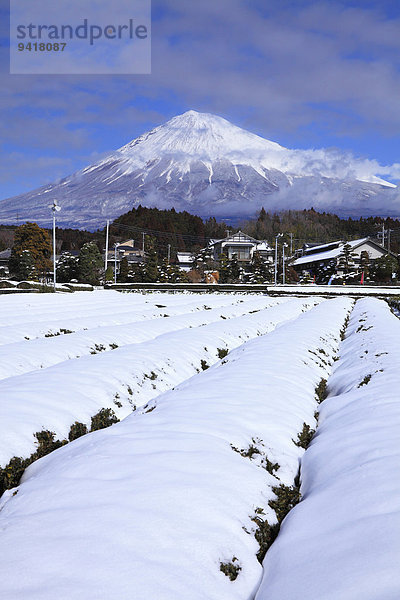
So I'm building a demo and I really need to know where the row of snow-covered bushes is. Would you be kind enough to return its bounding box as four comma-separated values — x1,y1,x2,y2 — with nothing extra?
0,298,352,600
256,297,400,600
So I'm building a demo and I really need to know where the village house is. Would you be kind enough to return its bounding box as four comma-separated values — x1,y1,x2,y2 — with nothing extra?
292,237,394,277
208,231,274,264
104,239,145,275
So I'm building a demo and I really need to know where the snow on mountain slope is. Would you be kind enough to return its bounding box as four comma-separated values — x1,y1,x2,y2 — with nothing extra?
256,298,400,600
0,298,351,600
0,111,397,228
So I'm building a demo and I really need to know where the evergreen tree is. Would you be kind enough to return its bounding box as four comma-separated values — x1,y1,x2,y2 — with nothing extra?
78,242,103,285
56,252,79,282
247,251,272,283
370,255,398,282
218,254,242,283
105,265,114,282
337,243,357,274
15,250,36,280
144,236,158,282
9,222,52,280
118,256,130,283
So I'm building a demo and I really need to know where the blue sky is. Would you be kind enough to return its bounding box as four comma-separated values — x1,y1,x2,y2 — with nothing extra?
1,0,400,199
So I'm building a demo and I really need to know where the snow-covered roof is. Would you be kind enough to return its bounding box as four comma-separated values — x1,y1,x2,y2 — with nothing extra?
293,238,371,266
254,242,272,251
176,252,195,264
0,248,11,259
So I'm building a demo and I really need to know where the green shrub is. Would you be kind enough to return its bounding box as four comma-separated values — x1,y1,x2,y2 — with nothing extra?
90,408,119,431
268,483,301,523
217,348,229,359
252,514,280,563
33,430,67,459
315,378,327,403
294,423,315,449
0,457,29,495
219,557,241,581
68,422,88,441
200,359,209,371
358,374,372,387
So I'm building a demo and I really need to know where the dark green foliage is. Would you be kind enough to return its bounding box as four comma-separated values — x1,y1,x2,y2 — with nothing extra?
0,457,29,495
315,378,328,403
263,457,280,476
246,250,272,283
68,422,88,441
294,423,315,449
144,236,159,283
268,483,301,523
340,314,350,341
113,205,209,254
78,242,103,285
243,208,400,255
231,442,261,459
9,222,52,280
90,343,107,354
0,430,67,496
252,513,280,563
358,374,372,387
90,408,119,431
109,343,119,350
118,256,130,283
56,252,79,282
219,557,241,581
144,371,158,380
217,348,229,359
370,255,398,283
33,430,67,459
200,359,209,371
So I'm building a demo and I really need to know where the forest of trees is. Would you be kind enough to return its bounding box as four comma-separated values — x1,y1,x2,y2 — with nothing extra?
241,208,400,254
1,206,400,260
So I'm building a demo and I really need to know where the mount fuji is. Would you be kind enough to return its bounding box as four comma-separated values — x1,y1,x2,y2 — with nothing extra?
0,110,398,229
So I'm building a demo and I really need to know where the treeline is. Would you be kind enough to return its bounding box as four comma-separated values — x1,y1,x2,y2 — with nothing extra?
0,206,229,255
2,206,400,256
242,208,400,253
111,206,228,254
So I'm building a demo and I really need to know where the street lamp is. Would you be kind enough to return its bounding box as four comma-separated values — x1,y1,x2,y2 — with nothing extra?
274,233,283,285
50,200,61,292
114,243,120,284
282,243,288,285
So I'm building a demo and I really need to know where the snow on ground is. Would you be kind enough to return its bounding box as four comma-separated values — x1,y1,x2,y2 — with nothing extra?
0,295,318,466
0,291,260,345
0,298,351,600
0,295,285,380
256,297,400,600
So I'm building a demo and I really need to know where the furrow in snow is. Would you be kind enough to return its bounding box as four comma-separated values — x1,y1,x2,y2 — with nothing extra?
0,298,352,600
0,295,282,380
0,292,260,345
255,297,400,600
0,296,318,468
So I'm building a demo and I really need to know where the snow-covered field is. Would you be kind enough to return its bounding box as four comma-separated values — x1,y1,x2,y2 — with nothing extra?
0,291,398,600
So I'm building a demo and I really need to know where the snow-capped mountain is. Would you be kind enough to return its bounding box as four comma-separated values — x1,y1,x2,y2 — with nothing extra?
0,110,398,228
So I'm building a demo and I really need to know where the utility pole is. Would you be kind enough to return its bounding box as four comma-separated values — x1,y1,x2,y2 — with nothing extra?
104,219,109,274
142,232,145,252
50,200,61,292
289,233,294,255
114,244,119,284
274,233,283,286
167,244,171,264
282,243,287,285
